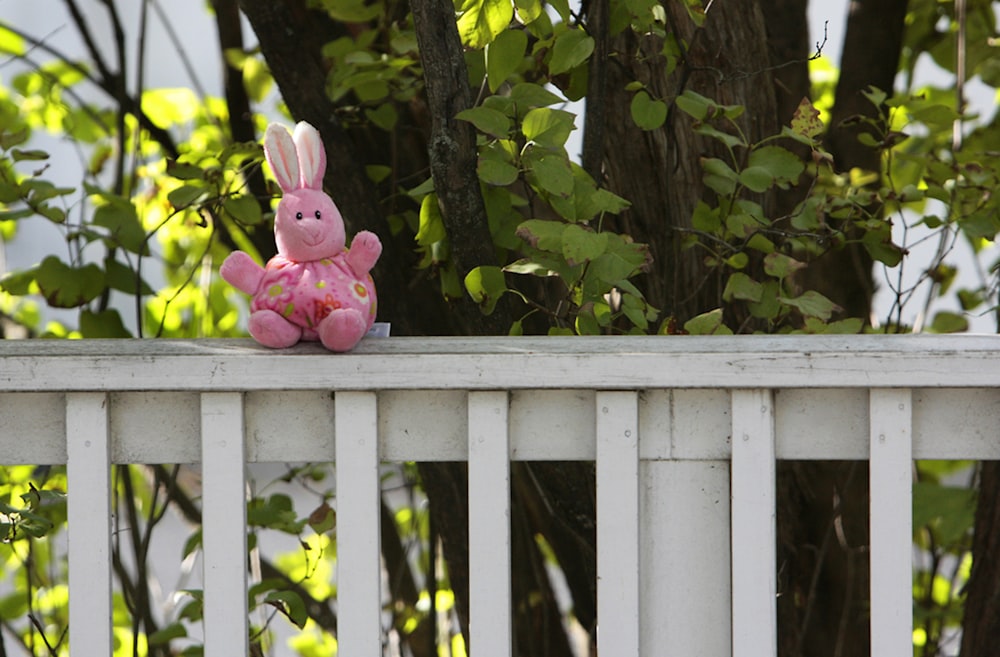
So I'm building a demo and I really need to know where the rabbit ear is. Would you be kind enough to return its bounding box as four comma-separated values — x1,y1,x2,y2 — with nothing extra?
292,121,327,191
264,123,300,192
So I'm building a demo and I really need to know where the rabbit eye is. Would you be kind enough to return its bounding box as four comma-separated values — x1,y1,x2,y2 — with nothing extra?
295,212,303,221
314,210,322,220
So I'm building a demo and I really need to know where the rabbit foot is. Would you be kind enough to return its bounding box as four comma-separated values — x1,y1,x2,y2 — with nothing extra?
249,310,302,348
318,308,367,352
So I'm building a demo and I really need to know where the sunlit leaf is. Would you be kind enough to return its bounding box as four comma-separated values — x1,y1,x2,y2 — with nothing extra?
416,193,447,246
456,0,513,49
464,265,507,314
549,28,594,75
486,29,527,92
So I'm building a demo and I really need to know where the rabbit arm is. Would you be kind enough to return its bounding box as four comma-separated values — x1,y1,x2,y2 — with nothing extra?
220,251,266,295
346,230,382,277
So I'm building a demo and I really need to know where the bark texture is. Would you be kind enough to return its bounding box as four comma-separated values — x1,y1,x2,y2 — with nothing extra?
961,462,1000,656
602,1,780,323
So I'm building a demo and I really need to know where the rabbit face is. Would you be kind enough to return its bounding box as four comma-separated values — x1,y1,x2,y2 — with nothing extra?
274,187,347,262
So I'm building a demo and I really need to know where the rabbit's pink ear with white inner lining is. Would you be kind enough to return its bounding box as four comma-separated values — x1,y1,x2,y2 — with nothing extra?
292,121,327,191
264,123,300,193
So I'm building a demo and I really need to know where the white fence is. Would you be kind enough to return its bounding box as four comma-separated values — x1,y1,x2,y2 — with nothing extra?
3,335,1000,656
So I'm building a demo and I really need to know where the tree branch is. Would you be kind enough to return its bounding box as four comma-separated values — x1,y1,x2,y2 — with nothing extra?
409,0,512,334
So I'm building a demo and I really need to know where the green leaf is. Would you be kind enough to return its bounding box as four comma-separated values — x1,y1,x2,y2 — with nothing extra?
693,123,745,149
912,482,976,545
549,28,595,75
683,308,733,335
167,184,207,210
739,166,773,193
675,89,714,121
149,623,188,645
701,157,738,196
861,229,904,267
464,265,507,314
779,290,840,321
588,248,642,285
456,0,513,49
105,259,154,296
763,252,806,279
748,146,804,186
486,29,527,92
722,272,763,303
516,219,566,252
525,150,574,196
416,193,447,246
264,590,309,629
561,224,608,265
80,309,132,338
10,148,49,162
509,82,564,111
0,25,25,56
223,194,263,225
307,502,336,534
630,91,667,131
928,311,968,334
0,266,36,295
456,106,511,138
478,157,520,186
94,196,148,254
513,0,543,23
521,107,575,148
34,256,106,308
691,201,721,233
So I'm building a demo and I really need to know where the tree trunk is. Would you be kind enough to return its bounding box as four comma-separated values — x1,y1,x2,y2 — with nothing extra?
961,462,1000,656
601,1,780,323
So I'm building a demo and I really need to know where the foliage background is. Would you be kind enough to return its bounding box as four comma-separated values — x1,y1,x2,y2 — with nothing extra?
0,0,998,656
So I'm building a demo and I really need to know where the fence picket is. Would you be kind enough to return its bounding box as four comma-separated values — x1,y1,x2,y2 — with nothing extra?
730,389,778,657
468,391,512,657
596,391,640,657
200,392,249,655
66,392,112,656
335,391,381,655
869,389,913,656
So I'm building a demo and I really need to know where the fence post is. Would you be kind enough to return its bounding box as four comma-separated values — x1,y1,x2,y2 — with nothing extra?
468,391,512,656
201,392,249,656
67,392,112,656
731,389,777,657
869,388,913,656
335,391,382,654
596,391,640,657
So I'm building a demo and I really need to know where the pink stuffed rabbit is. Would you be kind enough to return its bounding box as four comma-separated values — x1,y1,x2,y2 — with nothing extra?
221,121,381,352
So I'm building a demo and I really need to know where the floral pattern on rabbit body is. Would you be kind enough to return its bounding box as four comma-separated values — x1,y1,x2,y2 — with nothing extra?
252,253,377,338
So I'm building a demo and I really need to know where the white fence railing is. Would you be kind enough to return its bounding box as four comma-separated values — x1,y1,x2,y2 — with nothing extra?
3,335,1000,656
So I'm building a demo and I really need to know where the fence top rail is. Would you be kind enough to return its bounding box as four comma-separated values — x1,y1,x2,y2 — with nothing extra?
3,334,1000,392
